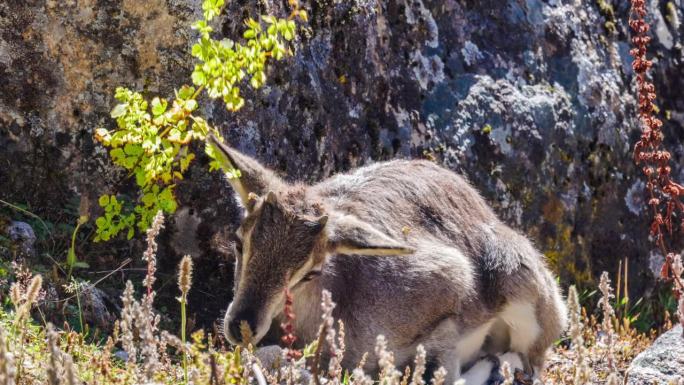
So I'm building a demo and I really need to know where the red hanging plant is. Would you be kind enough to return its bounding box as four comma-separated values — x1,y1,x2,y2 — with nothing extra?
281,287,303,360
629,0,684,327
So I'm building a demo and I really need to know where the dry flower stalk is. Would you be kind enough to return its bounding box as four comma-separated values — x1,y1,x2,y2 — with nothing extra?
178,254,194,385
568,286,591,385
119,281,137,363
178,255,194,298
673,254,684,329
375,335,401,385
46,324,61,385
598,271,616,371
0,327,16,385
143,210,165,299
409,345,426,385
429,367,446,385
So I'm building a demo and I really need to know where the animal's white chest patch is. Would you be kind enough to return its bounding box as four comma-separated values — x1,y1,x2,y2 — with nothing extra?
456,320,495,364
498,301,541,352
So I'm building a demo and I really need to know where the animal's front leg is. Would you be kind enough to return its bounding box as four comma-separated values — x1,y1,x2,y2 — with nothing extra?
434,349,461,385
419,318,468,384
459,356,498,385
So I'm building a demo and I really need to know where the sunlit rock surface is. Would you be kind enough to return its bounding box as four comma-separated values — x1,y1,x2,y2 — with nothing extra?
627,325,684,385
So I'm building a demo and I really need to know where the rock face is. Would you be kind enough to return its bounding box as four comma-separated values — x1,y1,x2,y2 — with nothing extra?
627,325,684,385
2,0,684,326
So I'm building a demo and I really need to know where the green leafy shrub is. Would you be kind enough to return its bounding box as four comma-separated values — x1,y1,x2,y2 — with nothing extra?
93,0,306,241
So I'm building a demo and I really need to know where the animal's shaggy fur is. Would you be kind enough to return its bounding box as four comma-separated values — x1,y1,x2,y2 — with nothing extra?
210,135,567,384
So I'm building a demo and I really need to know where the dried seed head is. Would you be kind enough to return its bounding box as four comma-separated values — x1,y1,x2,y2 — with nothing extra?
119,281,137,362
598,271,616,369
240,320,253,346
598,272,616,320
375,335,400,385
410,345,426,385
356,352,368,370
25,274,43,306
178,255,193,297
64,353,77,385
9,283,21,308
46,324,61,385
351,367,373,385
567,285,581,341
430,367,446,385
143,210,165,296
567,285,591,385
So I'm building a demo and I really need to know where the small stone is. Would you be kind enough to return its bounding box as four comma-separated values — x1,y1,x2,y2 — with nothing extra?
7,221,36,244
113,350,129,362
82,286,116,330
255,345,284,370
626,325,684,385
6,221,36,257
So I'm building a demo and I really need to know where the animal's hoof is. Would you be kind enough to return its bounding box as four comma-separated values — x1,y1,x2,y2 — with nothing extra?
512,368,534,385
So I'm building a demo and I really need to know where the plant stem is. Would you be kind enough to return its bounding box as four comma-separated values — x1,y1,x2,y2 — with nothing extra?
67,221,83,280
76,285,84,334
158,85,205,140
0,198,51,237
311,323,327,385
191,84,205,101
181,294,188,385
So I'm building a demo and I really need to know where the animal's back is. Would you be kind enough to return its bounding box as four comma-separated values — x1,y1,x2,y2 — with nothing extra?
313,159,498,251
312,158,566,375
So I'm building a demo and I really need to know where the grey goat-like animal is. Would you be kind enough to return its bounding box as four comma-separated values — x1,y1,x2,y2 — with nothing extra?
209,135,567,383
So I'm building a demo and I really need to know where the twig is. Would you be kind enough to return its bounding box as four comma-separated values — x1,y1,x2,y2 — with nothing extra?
252,363,268,385
311,323,327,385
43,258,132,304
0,198,51,236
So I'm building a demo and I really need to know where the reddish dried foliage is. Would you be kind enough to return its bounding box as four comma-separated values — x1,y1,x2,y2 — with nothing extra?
629,0,684,300
281,287,302,360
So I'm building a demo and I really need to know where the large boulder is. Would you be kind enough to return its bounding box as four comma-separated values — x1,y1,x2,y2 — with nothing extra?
627,325,684,385
2,0,684,326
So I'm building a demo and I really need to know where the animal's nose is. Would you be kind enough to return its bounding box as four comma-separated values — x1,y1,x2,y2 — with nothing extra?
225,309,257,343
228,320,245,343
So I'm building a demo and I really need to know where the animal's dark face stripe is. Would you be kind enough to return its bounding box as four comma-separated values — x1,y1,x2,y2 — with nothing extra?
225,196,325,343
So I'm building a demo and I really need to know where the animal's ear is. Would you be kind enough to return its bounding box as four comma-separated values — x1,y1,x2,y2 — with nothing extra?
326,215,414,256
302,214,328,235
207,133,285,210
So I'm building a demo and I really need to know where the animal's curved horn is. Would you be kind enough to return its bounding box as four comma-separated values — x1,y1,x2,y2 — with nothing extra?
207,133,285,210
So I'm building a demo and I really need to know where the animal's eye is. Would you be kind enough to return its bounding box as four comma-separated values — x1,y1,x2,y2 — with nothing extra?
301,270,321,282
233,238,243,255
